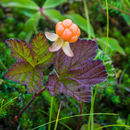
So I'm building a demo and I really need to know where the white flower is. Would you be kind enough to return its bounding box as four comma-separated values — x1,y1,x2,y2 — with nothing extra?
45,32,74,57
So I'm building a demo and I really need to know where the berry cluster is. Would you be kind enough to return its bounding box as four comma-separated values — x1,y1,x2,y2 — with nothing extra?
56,19,80,43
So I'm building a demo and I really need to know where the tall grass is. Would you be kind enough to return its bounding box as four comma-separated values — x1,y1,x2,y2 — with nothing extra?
31,113,118,130
48,97,54,130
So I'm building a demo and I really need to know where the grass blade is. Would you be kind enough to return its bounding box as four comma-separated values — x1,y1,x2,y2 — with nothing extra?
54,102,62,130
48,97,54,130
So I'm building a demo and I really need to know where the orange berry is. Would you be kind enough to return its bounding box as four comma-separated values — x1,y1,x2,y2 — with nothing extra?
56,19,80,43
69,35,78,43
56,22,64,36
77,28,80,37
69,24,78,34
62,19,72,28
61,28,73,41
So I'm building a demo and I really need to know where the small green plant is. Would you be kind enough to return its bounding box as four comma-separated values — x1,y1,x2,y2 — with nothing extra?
4,19,108,128
0,0,129,129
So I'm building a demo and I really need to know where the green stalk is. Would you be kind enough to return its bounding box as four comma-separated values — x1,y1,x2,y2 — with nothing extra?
103,0,109,62
83,0,91,39
48,97,54,130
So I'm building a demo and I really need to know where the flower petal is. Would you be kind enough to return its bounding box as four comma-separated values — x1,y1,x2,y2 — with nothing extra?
49,38,63,52
45,32,58,41
62,42,74,57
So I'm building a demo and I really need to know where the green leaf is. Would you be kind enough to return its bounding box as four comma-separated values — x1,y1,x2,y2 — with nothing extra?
5,62,43,93
6,39,34,67
43,0,66,8
43,9,64,23
65,14,95,38
24,12,41,34
98,37,126,56
30,32,55,66
81,123,102,130
1,0,39,10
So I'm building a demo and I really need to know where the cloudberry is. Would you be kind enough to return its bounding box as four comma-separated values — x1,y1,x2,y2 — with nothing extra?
56,19,80,43
45,19,81,57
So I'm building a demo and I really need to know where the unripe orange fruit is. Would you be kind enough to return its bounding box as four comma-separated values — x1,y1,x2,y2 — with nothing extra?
56,19,80,43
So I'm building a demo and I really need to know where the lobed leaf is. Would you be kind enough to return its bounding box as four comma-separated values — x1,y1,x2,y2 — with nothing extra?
46,39,108,102
5,32,55,93
5,62,43,93
6,39,34,67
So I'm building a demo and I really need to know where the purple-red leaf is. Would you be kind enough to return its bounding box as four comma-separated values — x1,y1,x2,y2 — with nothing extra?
46,39,107,102
5,62,43,93
5,32,55,93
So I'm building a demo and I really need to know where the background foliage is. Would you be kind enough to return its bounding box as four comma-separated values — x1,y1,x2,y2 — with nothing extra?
0,0,130,129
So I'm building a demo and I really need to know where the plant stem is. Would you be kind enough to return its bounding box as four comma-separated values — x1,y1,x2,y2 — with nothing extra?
18,87,46,120
103,0,109,62
83,0,91,39
76,101,84,130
